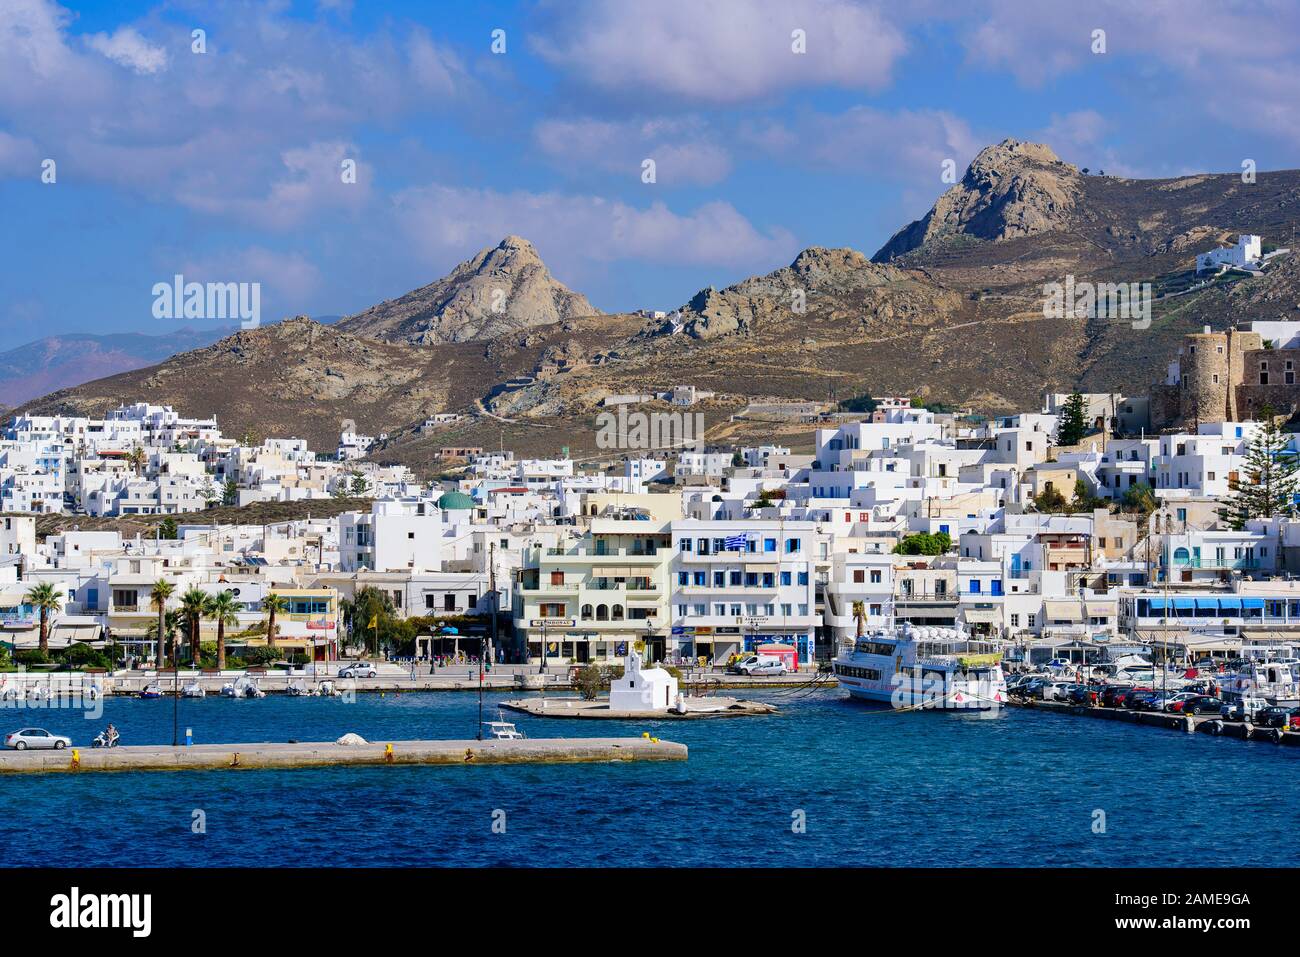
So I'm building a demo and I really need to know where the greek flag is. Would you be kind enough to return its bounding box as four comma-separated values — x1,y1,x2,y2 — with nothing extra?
724,533,748,550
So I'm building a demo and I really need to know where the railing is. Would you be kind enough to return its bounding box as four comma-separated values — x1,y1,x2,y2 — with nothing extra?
1164,557,1260,570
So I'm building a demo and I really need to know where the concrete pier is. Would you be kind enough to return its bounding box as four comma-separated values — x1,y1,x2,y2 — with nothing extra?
0,737,688,775
500,696,777,719
1011,698,1300,745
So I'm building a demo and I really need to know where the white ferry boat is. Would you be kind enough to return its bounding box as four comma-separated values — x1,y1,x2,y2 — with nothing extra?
833,622,1007,710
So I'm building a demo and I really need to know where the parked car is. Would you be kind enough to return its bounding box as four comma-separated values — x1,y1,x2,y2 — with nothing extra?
1255,706,1298,729
1099,685,1130,708
1159,691,1196,712
4,728,71,750
1127,691,1163,711
1066,684,1102,706
1220,695,1270,722
728,654,788,676
1182,695,1225,715
338,663,377,679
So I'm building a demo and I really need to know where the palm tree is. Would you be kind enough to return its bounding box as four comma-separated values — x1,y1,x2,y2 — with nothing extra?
150,578,176,666
851,601,868,638
263,592,288,649
23,583,62,655
179,587,210,667
146,610,184,662
208,591,240,670
127,443,147,477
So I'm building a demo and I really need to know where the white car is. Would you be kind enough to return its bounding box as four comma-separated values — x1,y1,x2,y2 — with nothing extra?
338,663,377,679
730,654,788,676
5,728,72,750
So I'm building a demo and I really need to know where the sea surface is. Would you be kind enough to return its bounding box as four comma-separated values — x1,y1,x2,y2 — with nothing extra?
1,687,1297,867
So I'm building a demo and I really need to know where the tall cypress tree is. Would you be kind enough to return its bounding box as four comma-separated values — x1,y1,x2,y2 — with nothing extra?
1220,410,1299,529
1056,392,1088,446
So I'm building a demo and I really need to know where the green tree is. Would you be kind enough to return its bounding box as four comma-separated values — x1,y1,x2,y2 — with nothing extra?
23,582,62,655
126,443,147,477
893,531,952,555
263,592,288,649
158,517,179,540
1072,478,1107,512
179,587,211,666
1033,485,1069,513
1220,413,1300,529
221,479,239,507
1056,392,1088,446
208,590,240,670
1121,481,1156,515
150,578,176,665
349,473,370,496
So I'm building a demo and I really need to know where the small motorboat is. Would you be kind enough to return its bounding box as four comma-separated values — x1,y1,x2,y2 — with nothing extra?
286,680,309,697
138,683,163,699
222,677,265,699
182,679,206,698
482,719,525,740
314,680,339,697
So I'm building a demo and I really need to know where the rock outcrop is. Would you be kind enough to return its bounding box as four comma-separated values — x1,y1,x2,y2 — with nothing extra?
338,235,600,345
873,139,1081,262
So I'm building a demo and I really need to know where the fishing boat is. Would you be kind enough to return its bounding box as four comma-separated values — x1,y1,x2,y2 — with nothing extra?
138,683,163,699
832,622,1006,711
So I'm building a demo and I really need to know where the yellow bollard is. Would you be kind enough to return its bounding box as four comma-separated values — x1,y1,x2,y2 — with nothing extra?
71,748,80,769
642,731,649,738
384,742,394,763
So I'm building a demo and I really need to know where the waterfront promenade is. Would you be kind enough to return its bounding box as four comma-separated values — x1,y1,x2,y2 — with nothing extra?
0,736,687,774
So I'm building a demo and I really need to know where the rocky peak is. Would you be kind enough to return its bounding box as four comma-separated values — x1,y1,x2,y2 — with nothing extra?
337,236,600,345
873,139,1081,262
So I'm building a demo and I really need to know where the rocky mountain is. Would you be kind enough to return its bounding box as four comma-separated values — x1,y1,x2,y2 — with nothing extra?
20,140,1300,465
875,139,1081,262
656,246,961,341
336,235,600,345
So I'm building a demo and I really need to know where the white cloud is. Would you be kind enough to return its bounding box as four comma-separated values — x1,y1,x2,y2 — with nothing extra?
391,183,798,278
85,26,169,75
534,116,731,186
177,247,323,306
749,107,983,186
0,131,41,175
531,0,907,104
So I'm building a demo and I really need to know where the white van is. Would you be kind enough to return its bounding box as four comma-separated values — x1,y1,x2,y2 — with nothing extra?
729,654,788,676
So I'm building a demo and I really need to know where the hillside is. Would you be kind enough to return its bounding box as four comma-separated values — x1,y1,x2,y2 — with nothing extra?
19,139,1300,462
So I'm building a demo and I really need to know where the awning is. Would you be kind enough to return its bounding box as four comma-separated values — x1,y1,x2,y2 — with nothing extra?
1044,601,1082,621
743,563,780,573
1172,597,1195,611
591,566,637,578
1242,598,1266,609
1194,598,1219,610
1084,601,1114,616
962,608,1001,624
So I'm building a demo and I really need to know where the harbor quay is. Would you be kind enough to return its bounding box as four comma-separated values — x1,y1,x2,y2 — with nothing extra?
1010,696,1300,745
0,736,687,775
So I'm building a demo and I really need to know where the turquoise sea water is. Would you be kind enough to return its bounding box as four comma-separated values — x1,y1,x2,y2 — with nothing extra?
1,688,1296,867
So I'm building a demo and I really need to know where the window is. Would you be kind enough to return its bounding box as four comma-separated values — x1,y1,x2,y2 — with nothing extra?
678,572,690,586
853,569,865,583
1010,614,1020,628
785,537,801,553
763,538,777,553
780,571,792,586
870,570,882,584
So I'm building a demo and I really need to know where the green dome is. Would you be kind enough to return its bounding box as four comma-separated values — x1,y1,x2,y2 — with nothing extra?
437,491,475,510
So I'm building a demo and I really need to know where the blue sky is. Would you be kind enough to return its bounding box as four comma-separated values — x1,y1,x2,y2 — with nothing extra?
2,0,1300,351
